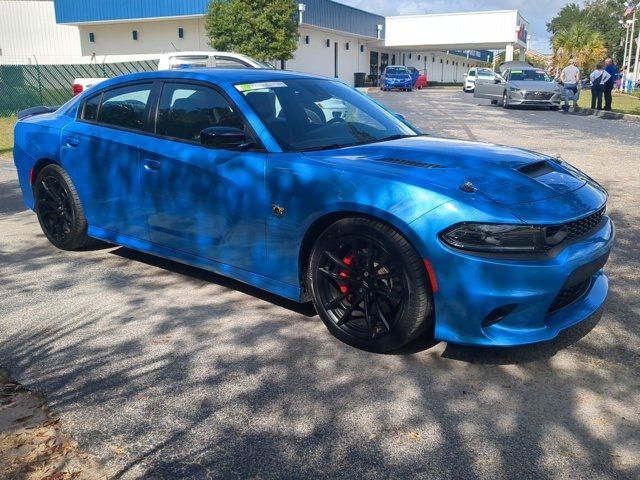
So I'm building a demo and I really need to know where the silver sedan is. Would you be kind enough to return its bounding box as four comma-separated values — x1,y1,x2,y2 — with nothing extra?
474,66,562,109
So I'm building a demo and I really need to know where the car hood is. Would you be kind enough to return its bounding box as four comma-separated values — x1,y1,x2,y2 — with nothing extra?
303,136,587,206
509,80,560,92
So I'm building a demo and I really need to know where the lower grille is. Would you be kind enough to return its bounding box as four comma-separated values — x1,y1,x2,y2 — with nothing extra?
547,278,591,313
524,92,554,100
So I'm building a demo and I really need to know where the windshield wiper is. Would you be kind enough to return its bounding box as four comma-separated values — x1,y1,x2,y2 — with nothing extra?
299,144,344,152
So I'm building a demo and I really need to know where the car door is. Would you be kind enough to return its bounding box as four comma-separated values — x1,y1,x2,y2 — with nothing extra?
474,69,504,100
139,81,267,271
60,82,155,240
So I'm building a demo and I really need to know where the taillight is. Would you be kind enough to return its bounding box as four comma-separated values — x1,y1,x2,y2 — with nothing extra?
73,84,83,96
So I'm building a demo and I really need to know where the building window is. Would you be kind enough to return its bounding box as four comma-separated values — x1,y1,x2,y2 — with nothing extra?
432,57,435,62
446,60,449,64
345,42,349,50
132,30,138,41
408,53,412,59
305,35,309,44
178,28,184,39
417,55,420,61
325,39,330,47
360,45,364,53
89,33,95,43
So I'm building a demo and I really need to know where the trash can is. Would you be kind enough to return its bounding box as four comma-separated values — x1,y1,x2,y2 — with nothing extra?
354,72,366,87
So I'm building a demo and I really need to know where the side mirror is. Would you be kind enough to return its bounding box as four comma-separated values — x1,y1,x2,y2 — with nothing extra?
494,77,503,84
200,126,248,149
462,74,467,78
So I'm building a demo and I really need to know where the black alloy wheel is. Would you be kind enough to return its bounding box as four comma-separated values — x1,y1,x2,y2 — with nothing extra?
308,218,433,352
34,164,93,250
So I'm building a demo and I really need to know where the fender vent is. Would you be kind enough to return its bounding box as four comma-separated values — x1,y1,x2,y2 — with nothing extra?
376,157,445,169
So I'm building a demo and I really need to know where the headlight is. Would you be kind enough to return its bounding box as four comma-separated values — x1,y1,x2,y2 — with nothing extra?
508,86,521,92
440,223,559,254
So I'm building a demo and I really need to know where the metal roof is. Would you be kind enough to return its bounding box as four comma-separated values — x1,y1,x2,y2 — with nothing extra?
53,0,385,38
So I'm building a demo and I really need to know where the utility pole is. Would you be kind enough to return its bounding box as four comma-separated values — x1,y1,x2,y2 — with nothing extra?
625,5,636,90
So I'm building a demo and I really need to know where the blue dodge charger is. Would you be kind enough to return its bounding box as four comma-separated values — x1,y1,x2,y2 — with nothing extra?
13,69,614,352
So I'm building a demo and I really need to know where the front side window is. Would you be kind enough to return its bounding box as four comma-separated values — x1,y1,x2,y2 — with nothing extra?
236,78,418,151
156,83,244,142
477,69,495,79
81,94,101,122
468,69,476,78
97,84,152,131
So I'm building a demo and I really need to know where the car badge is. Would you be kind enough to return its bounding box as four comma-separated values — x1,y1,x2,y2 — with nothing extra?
272,204,285,216
459,181,477,193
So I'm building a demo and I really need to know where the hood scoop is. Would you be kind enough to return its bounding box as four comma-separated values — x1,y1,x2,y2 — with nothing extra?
376,157,446,169
517,160,554,178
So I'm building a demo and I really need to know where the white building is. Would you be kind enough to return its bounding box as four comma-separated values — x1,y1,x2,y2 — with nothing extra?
0,0,533,84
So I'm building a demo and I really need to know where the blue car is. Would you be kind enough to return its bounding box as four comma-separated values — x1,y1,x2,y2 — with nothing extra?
380,66,414,91
13,69,614,352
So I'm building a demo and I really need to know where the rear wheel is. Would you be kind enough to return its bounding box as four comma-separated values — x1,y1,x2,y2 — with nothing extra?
308,218,433,352
34,164,93,250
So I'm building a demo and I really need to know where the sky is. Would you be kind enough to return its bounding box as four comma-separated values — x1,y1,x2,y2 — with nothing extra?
336,1,578,53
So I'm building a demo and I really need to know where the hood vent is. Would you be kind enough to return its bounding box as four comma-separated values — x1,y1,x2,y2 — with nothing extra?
517,160,554,178
376,157,445,169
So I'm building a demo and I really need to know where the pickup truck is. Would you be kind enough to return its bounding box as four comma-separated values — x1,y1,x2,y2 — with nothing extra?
72,51,272,96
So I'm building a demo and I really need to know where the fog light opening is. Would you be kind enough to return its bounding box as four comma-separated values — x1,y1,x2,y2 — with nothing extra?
482,304,517,328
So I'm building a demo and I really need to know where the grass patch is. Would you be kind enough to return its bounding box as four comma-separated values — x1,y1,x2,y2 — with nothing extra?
577,90,640,116
0,116,17,160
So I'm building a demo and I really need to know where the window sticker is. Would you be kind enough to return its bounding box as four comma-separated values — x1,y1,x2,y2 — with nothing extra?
511,70,523,74
235,81,287,92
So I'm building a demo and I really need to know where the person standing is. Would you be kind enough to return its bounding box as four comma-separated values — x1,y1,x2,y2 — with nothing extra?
589,62,611,110
560,59,581,112
603,58,618,110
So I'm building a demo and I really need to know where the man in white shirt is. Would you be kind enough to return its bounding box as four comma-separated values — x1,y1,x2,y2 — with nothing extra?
589,62,611,110
560,59,581,112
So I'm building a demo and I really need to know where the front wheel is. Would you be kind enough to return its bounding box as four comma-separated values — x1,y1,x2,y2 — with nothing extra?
502,91,510,108
34,164,93,250
308,218,433,352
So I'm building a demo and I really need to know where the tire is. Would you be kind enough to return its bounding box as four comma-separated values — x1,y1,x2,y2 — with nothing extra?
550,105,560,111
490,100,498,105
308,217,433,352
34,164,93,250
502,91,510,109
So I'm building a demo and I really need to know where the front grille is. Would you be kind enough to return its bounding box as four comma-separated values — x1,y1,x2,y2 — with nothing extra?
524,91,554,100
547,278,591,313
545,206,606,248
376,157,445,169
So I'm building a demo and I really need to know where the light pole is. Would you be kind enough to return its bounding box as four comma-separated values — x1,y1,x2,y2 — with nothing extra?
623,2,637,90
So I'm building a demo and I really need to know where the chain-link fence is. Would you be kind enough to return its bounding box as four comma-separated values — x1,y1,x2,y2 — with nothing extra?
0,61,158,117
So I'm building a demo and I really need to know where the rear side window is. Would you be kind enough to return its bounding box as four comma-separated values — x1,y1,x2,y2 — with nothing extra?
97,84,152,131
215,56,251,69
156,83,244,142
81,94,101,122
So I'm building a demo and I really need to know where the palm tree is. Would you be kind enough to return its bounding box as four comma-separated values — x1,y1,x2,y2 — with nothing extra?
552,22,607,72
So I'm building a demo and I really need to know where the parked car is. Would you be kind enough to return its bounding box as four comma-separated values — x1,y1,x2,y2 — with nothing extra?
72,51,271,96
14,69,614,352
407,67,420,85
474,64,562,109
379,66,414,91
414,73,428,89
462,67,495,93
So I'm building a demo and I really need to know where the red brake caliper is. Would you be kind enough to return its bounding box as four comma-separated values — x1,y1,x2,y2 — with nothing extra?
339,255,353,294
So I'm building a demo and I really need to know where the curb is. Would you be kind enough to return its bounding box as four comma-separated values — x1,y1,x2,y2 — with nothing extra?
570,108,640,123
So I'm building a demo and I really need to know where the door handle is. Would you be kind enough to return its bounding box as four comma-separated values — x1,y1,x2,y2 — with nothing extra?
65,137,80,147
143,158,161,171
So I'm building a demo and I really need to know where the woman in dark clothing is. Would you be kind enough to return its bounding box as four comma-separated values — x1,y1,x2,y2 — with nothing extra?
589,62,610,110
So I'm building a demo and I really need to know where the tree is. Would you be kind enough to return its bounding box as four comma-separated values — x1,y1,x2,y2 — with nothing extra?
552,22,608,72
205,0,299,65
547,0,628,63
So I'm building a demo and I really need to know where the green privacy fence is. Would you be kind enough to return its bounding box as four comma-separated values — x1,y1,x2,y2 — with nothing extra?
0,60,158,117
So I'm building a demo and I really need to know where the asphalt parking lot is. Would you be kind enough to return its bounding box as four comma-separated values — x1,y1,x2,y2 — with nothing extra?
1,88,639,479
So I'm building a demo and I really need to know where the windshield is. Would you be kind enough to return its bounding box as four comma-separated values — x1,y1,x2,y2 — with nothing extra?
236,78,418,152
385,67,409,75
509,69,551,82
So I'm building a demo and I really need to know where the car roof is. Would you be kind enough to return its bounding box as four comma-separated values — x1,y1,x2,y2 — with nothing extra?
87,68,328,92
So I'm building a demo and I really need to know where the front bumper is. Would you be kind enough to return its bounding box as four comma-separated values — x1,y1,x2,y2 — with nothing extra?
382,79,413,89
411,212,615,347
507,91,562,107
